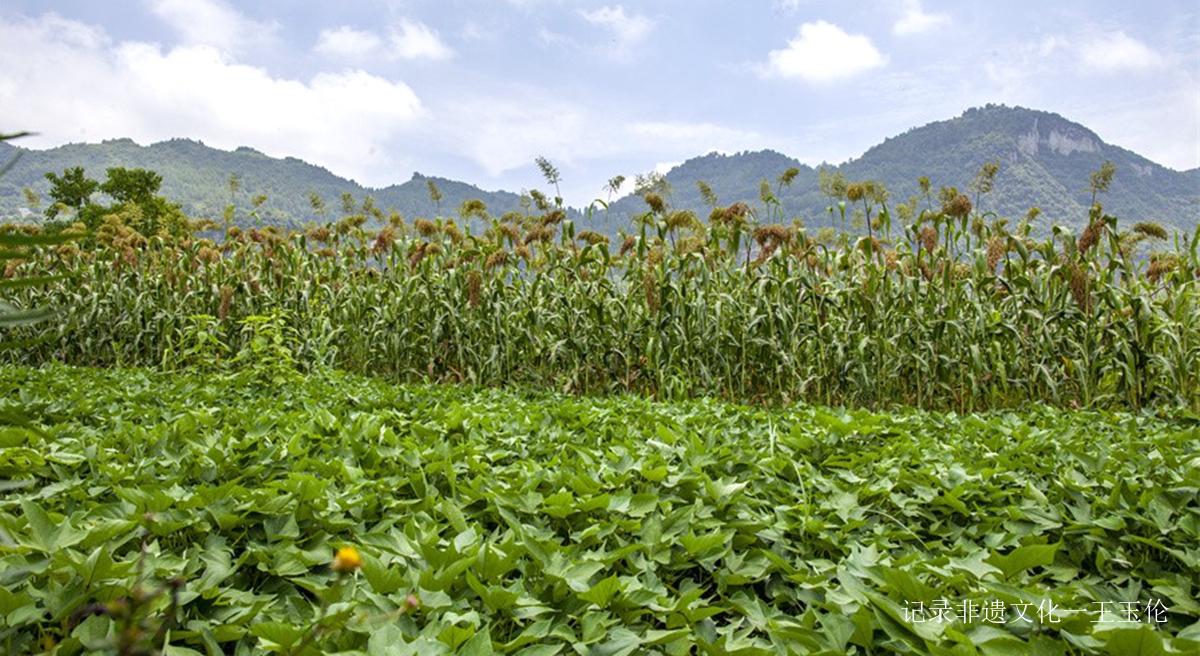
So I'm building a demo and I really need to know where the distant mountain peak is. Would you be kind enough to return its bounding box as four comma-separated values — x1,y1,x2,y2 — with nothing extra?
1015,116,1102,159
0,137,528,226
609,104,1197,232
2,105,1195,233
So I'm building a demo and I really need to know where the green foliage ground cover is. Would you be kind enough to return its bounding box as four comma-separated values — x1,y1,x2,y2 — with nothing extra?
1,365,1197,655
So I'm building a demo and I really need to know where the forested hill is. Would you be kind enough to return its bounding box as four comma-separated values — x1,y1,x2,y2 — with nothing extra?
2,104,1197,233
608,105,1198,232
0,138,530,226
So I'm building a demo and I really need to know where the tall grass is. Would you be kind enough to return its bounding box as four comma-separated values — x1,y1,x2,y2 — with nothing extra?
2,180,1197,411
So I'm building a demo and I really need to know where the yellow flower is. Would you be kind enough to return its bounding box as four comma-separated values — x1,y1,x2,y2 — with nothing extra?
332,546,362,574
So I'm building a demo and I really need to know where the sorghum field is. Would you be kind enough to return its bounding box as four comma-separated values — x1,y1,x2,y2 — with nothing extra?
2,159,1199,654
4,184,1199,411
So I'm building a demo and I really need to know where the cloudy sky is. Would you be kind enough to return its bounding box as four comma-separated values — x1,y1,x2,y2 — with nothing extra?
1,0,1196,204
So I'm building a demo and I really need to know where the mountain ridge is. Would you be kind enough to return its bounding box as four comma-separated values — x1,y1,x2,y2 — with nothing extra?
0,137,531,226
607,105,1197,233
2,104,1197,233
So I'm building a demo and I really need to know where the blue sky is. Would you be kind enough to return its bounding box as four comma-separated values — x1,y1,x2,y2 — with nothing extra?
1,0,1196,204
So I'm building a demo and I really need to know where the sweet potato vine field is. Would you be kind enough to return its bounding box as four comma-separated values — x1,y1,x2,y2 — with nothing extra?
1,365,1196,655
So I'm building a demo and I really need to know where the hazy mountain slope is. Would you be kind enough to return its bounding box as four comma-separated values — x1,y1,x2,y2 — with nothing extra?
2,105,1196,234
838,105,1198,228
609,105,1198,232
0,138,530,226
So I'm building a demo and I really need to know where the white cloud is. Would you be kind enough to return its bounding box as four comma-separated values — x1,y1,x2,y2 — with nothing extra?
594,124,769,200
1038,35,1066,57
314,26,383,58
0,13,422,186
312,19,453,62
461,21,494,42
145,0,278,53
764,21,886,82
1078,31,1162,73
432,91,777,187
1075,84,1200,170
984,30,1165,99
610,176,637,198
981,35,1070,101
892,0,949,36
437,94,590,177
538,27,573,48
579,6,654,48
2,14,753,199
653,160,681,175
389,19,453,60
956,27,1194,170
629,121,765,150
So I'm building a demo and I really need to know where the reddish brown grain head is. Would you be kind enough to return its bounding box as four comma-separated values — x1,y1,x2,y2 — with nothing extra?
943,193,972,220
986,237,1005,272
919,226,938,254
619,235,637,257
1068,263,1091,312
466,270,482,308
414,218,439,238
217,285,234,320
485,250,509,270
1078,221,1103,253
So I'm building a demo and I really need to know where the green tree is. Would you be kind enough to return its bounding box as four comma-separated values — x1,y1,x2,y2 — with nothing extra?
44,166,99,218
90,167,187,237
100,167,163,206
